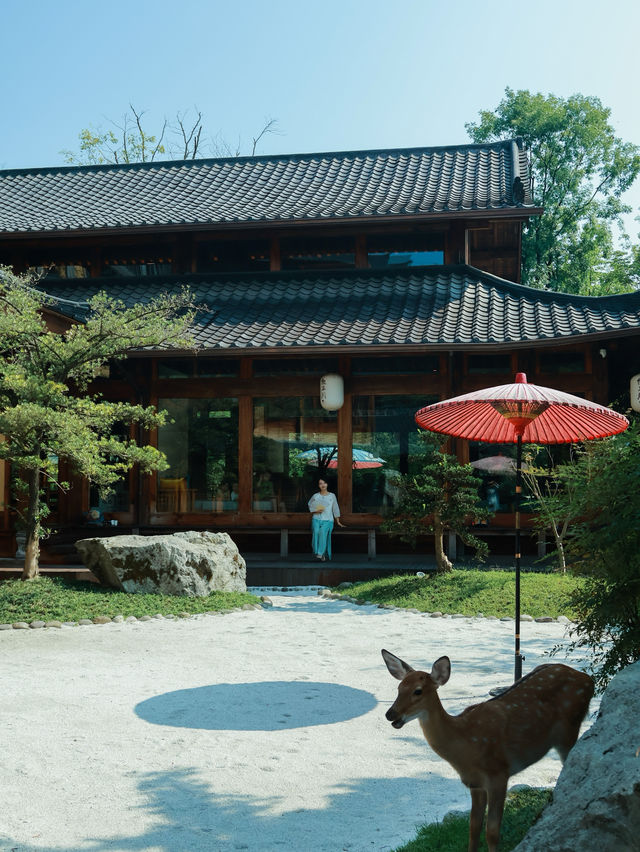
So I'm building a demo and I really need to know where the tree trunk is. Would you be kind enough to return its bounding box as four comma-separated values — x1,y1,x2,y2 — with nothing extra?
433,515,453,573
21,467,41,580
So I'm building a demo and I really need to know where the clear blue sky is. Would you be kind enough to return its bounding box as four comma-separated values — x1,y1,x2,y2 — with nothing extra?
2,0,639,234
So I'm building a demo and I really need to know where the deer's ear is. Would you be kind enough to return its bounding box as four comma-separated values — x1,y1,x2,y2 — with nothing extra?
431,656,451,687
381,649,415,680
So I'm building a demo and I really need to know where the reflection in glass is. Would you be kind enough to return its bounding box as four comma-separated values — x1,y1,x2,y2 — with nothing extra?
352,395,436,514
157,398,238,512
253,398,338,512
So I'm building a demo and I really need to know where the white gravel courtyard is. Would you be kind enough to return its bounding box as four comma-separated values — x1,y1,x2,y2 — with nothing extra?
0,589,596,852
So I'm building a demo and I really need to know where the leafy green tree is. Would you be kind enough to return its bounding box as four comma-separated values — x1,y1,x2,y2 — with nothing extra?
0,268,197,580
382,432,492,573
550,422,640,690
466,88,640,293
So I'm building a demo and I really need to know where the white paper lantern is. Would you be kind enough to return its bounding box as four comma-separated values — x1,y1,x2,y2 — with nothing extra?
320,373,344,410
631,374,640,412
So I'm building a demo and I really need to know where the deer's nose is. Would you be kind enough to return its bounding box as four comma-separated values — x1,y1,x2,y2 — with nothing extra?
385,707,397,722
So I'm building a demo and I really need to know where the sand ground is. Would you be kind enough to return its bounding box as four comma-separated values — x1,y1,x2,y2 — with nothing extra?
0,589,597,852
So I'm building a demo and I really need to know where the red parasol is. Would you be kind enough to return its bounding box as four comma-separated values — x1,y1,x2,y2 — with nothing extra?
415,373,628,681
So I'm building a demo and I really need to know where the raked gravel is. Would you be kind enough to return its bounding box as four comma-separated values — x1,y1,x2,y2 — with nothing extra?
0,588,597,852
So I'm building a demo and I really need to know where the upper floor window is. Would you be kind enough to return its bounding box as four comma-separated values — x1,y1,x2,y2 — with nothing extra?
29,263,90,280
281,236,355,271
196,239,270,274
102,248,172,277
367,234,444,269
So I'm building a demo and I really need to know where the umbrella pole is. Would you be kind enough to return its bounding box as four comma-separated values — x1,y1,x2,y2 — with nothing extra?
514,434,523,681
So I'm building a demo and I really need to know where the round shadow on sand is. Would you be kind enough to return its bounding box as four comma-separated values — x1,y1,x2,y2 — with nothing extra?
135,681,377,731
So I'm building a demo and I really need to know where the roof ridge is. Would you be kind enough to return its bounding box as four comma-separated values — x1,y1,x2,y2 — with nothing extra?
0,138,523,178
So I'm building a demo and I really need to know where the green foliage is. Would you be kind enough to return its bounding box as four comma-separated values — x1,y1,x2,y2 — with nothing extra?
0,267,198,574
548,422,640,690
382,432,492,572
334,570,580,619
392,787,552,852
0,576,259,622
466,88,640,294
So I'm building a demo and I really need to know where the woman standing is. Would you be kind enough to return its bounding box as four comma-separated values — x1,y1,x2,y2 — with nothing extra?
308,477,344,561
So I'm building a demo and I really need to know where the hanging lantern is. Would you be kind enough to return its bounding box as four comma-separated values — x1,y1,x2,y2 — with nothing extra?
631,374,640,412
320,374,344,410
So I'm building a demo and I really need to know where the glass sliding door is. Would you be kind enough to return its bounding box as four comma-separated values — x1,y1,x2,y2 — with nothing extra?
157,398,239,512
352,394,437,514
253,397,338,512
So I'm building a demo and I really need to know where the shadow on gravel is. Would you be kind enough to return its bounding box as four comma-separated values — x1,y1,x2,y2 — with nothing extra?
135,680,378,730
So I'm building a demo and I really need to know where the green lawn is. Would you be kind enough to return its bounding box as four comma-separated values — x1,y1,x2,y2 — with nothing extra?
334,569,581,619
0,576,260,623
392,787,552,852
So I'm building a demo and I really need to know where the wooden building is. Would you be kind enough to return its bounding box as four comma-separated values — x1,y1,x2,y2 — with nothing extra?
1,138,639,561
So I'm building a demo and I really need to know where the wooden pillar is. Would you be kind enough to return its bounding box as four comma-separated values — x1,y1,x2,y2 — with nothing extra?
337,394,352,513
270,237,281,271
238,396,253,515
355,234,367,268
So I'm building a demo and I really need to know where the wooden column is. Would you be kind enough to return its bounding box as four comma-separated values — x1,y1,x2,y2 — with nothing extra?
337,393,352,514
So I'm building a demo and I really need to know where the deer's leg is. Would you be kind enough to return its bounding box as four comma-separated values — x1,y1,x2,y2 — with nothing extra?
485,778,507,852
468,787,487,852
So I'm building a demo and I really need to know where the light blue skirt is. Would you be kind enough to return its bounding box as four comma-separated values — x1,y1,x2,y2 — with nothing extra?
311,516,334,558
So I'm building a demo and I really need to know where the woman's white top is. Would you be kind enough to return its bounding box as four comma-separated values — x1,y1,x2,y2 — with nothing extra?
308,491,340,521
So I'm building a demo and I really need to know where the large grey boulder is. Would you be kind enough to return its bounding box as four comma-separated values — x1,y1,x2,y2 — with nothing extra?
514,660,640,851
76,531,246,596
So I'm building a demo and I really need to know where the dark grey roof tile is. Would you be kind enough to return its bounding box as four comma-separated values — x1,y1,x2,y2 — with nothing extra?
37,265,640,350
0,140,534,234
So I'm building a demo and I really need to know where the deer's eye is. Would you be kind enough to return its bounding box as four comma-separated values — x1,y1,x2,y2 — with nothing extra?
413,688,422,696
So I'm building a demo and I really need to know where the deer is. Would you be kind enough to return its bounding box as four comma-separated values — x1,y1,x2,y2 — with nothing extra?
381,649,594,852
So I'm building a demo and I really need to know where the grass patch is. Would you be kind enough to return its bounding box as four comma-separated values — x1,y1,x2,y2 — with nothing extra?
392,787,552,852
335,569,581,619
0,576,260,623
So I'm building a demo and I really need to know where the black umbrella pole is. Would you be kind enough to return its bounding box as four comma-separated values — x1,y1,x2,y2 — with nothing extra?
514,434,523,681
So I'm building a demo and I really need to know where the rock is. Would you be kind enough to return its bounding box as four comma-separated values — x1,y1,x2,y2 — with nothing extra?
430,612,443,618
535,616,554,623
29,621,45,629
557,615,572,624
521,614,534,622
45,621,62,629
78,619,93,626
12,622,29,629
75,531,247,597
0,624,13,630
92,615,112,624
125,616,137,623
514,661,640,851
260,596,273,607
500,616,514,622
139,615,152,622
112,615,125,623
63,621,78,627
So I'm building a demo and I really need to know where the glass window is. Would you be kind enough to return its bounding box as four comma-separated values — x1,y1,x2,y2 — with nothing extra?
253,397,338,512
351,355,439,375
102,246,172,277
539,352,585,374
367,234,444,268
253,358,339,377
196,239,270,273
467,354,511,375
281,236,355,271
157,398,239,513
196,358,240,378
29,263,90,280
158,359,194,379
352,394,436,514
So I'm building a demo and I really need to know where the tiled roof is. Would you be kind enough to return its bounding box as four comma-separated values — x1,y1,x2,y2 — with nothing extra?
0,140,534,235
39,265,640,351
